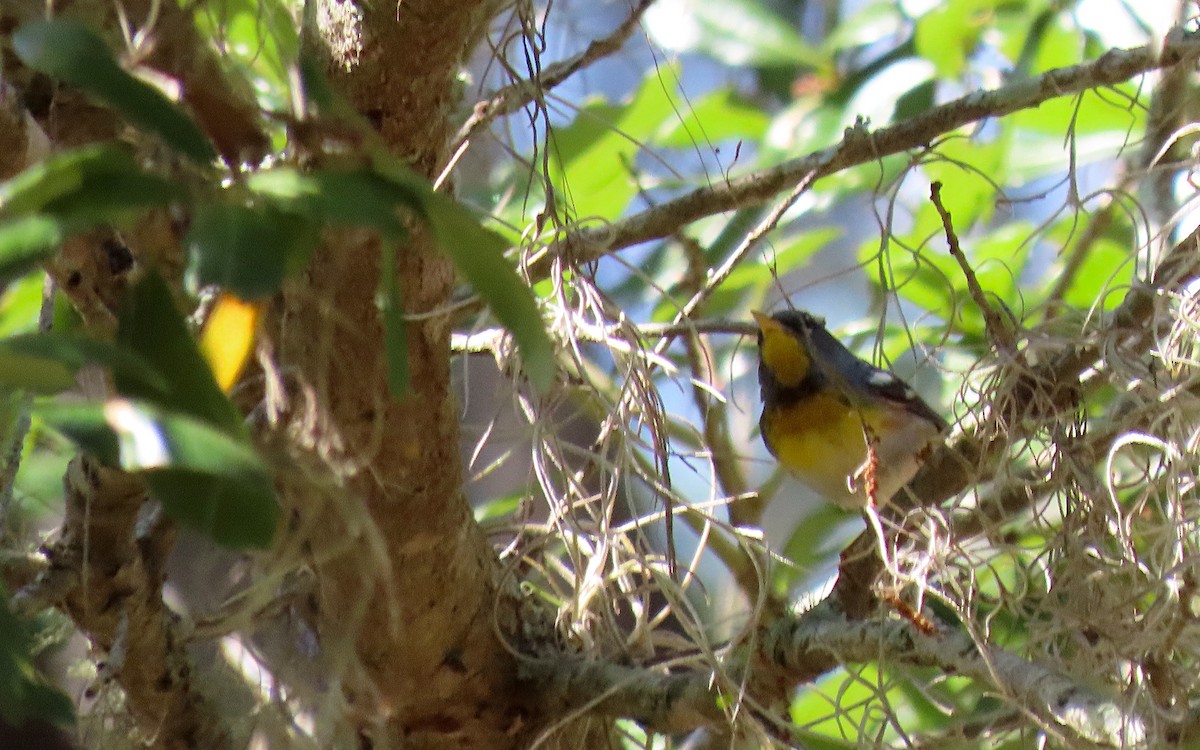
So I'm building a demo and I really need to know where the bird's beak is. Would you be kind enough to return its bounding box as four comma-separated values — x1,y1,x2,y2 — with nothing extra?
751,310,775,333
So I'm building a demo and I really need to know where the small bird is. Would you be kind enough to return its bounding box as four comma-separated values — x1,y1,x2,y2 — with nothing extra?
753,309,948,509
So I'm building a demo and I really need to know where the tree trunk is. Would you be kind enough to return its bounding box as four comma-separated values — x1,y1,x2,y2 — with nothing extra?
272,2,531,746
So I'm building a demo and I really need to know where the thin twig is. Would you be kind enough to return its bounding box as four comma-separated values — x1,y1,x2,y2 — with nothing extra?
450,0,654,157
1042,194,1119,320
929,180,1016,352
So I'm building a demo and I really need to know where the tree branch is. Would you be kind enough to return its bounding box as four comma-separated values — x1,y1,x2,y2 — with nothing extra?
521,656,725,734
930,180,1016,352
761,606,1146,747
39,458,228,749
526,26,1200,280
524,601,1147,746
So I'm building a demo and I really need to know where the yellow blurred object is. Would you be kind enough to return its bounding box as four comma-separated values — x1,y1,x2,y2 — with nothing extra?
752,309,947,509
200,294,261,392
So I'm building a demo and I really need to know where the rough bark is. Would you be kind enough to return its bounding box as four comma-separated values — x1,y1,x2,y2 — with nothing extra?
51,460,226,749
272,2,530,747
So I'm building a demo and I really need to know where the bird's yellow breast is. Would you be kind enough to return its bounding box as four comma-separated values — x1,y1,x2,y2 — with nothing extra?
762,391,868,498
763,391,929,508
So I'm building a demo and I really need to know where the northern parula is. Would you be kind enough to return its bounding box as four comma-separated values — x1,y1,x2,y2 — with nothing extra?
753,309,948,509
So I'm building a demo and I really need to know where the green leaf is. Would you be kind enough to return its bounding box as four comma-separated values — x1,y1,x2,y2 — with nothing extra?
655,88,771,148
0,272,49,338
149,470,276,549
884,216,1034,337
0,333,168,395
686,227,841,319
0,587,74,728
2,145,126,216
893,79,936,122
0,144,182,223
774,504,859,595
42,170,184,224
12,20,216,164
913,2,990,79
117,272,243,433
256,163,555,391
1011,82,1144,139
1022,12,1082,75
378,242,409,395
728,228,841,289
924,136,1009,227
648,0,826,68
1059,239,1130,312
780,730,861,750
39,400,276,548
473,493,522,523
417,190,556,392
12,420,73,513
1043,211,1135,312
0,217,61,294
187,202,314,298
821,1,905,53
248,167,408,240
550,65,684,220
298,52,341,116
342,162,556,392
191,0,297,110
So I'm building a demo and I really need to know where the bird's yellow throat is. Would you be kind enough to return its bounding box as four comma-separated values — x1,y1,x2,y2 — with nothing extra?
752,310,810,387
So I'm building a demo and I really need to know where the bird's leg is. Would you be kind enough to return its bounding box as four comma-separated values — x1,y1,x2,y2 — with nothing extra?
855,421,882,508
